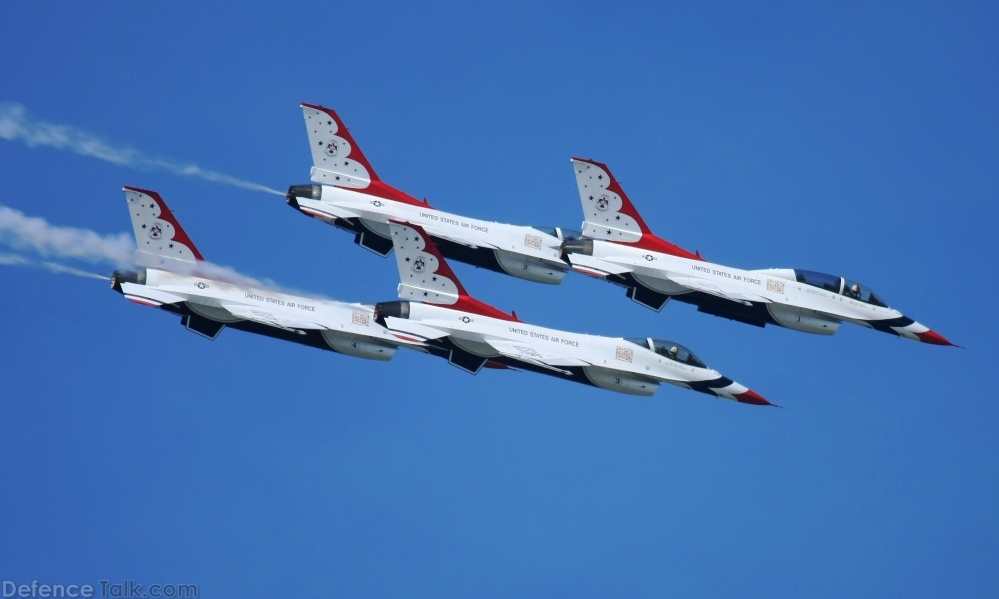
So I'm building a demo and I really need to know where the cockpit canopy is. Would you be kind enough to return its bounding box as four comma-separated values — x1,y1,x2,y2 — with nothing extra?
794,269,888,307
531,226,583,241
625,337,707,368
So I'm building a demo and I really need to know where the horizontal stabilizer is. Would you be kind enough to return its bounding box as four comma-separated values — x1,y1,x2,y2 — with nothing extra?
565,253,634,277
119,282,184,306
383,316,449,343
294,201,361,223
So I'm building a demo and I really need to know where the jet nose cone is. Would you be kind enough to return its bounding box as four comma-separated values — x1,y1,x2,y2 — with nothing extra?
914,328,957,346
733,389,777,407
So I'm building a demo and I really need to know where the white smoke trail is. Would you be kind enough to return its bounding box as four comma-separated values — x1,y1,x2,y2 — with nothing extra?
0,205,135,266
0,102,285,196
0,252,110,280
0,204,334,300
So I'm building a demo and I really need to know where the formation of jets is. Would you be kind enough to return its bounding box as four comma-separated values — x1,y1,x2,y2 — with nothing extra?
110,103,955,407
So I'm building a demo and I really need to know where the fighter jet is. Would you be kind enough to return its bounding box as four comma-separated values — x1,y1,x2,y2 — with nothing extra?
111,186,406,361
559,158,954,346
373,221,773,405
286,103,578,284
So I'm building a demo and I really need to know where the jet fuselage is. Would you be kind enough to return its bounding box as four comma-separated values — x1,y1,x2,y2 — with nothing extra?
113,266,403,360
289,182,575,285
570,239,931,339
374,299,765,402
288,102,575,285
564,157,953,345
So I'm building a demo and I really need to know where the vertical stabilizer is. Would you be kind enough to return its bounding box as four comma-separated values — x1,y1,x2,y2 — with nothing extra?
572,157,646,243
570,158,700,260
388,221,520,321
389,222,465,305
300,103,432,208
301,103,378,189
123,186,204,270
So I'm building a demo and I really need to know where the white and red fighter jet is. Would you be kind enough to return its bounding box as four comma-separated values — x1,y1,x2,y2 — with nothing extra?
286,103,578,285
112,186,405,361
560,158,955,346
373,221,773,405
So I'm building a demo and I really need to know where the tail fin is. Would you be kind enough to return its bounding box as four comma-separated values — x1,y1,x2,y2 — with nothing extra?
123,186,204,269
300,103,431,208
570,158,701,260
388,221,520,322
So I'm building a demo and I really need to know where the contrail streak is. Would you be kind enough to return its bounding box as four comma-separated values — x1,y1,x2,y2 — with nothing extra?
0,204,333,300
0,102,284,196
0,205,135,266
0,252,110,281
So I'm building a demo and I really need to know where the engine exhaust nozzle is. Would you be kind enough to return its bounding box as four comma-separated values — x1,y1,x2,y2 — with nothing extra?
559,238,593,260
286,184,322,208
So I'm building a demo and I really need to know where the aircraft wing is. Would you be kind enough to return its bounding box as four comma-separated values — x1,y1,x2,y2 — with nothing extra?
220,304,328,333
484,338,591,375
295,201,359,222
666,276,772,306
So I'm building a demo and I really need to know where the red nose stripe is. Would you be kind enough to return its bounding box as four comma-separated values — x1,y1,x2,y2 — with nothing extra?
734,390,776,407
915,329,955,346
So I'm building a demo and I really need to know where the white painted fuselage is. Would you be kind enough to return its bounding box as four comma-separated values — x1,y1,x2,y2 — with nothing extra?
115,266,405,360
384,301,758,400
375,221,771,404
289,103,572,284
580,241,927,337
565,157,950,344
293,183,572,283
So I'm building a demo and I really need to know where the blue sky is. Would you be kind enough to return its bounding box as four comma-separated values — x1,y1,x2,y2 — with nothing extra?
1,1,997,596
